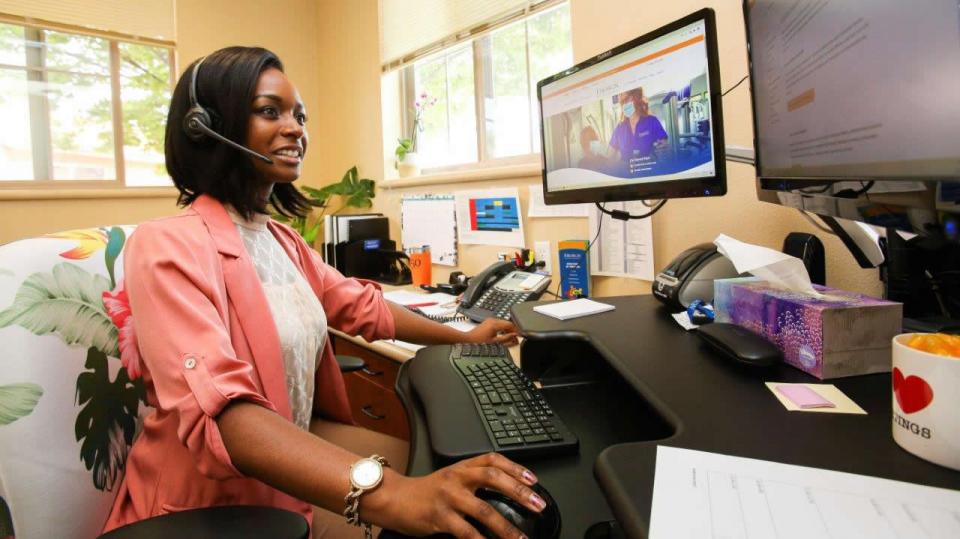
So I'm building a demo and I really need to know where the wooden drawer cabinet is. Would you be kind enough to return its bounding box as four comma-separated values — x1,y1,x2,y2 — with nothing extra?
342,373,409,439
332,337,409,440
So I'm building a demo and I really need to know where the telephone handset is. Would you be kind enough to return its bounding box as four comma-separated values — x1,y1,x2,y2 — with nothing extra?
458,261,551,322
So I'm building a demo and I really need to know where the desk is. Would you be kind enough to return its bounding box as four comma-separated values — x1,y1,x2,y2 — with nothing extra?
396,295,960,538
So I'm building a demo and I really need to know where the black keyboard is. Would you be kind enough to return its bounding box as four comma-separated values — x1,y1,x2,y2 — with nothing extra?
407,343,579,460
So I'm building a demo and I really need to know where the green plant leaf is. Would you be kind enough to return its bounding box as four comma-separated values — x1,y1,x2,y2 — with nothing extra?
104,226,126,289
303,223,320,244
358,178,375,197
75,347,145,491
300,185,330,204
344,166,359,186
0,263,118,357
0,383,43,425
345,192,373,209
396,138,412,160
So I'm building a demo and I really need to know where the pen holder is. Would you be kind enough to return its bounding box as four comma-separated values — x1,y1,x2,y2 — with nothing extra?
891,334,960,471
407,246,432,288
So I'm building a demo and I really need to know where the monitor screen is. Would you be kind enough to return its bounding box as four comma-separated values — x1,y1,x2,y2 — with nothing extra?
538,9,725,205
746,0,960,181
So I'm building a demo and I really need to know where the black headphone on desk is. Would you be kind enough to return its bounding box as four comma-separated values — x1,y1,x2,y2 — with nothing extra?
182,56,273,164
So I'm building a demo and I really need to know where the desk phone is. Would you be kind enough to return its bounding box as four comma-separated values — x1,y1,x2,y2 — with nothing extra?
457,261,551,322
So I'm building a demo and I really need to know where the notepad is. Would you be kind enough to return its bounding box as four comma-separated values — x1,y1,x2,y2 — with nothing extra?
533,298,615,320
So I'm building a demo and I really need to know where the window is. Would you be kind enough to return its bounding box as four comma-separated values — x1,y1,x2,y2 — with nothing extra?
394,2,572,171
0,20,173,187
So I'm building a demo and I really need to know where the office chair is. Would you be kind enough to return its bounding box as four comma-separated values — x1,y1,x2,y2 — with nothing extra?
0,226,315,538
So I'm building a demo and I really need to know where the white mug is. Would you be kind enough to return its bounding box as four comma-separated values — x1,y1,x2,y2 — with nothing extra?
891,334,960,471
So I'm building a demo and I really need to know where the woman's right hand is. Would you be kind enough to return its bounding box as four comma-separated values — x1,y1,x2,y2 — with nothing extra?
369,452,545,538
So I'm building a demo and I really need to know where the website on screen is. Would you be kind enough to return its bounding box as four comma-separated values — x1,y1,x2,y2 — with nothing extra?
541,20,716,193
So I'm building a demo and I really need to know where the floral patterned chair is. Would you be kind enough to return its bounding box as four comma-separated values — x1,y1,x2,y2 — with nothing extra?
0,226,147,539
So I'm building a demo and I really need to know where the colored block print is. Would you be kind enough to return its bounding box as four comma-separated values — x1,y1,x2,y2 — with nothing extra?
468,197,520,232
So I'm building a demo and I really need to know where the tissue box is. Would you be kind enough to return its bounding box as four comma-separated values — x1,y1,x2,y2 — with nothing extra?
714,278,902,379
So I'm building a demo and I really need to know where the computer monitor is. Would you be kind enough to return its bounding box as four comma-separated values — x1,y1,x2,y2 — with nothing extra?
746,0,960,182
745,0,960,232
745,0,960,322
537,9,725,206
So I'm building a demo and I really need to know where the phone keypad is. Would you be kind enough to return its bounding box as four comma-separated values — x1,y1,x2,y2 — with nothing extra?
476,290,531,320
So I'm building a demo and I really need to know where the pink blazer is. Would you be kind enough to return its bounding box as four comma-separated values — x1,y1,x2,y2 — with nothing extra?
102,195,396,532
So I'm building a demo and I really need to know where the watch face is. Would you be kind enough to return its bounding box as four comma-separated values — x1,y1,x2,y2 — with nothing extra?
351,458,383,489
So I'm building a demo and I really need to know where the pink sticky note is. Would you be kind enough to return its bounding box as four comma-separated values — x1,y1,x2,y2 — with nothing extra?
776,385,835,409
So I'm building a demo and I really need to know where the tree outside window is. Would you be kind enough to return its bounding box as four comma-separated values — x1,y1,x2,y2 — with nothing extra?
0,22,173,187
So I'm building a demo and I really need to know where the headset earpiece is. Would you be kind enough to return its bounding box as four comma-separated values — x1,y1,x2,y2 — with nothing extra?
183,105,212,141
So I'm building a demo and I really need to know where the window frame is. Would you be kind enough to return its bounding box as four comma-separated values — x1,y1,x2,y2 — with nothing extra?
394,1,570,175
0,14,176,190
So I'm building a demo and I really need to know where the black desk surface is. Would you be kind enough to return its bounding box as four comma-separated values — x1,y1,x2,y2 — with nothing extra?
510,295,960,538
97,505,308,539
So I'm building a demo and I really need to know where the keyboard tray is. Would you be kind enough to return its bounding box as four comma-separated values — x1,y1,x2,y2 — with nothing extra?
408,344,578,461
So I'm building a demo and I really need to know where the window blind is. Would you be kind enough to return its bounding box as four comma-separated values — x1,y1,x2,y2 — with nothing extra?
379,0,560,71
0,0,175,42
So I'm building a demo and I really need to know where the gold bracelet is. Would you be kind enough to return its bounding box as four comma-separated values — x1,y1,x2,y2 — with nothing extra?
344,454,389,539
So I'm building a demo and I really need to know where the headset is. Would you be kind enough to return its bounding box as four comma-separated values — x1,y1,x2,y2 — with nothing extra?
182,56,273,164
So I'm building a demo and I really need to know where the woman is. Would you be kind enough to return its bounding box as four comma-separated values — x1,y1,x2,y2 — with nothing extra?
103,46,545,538
607,87,668,172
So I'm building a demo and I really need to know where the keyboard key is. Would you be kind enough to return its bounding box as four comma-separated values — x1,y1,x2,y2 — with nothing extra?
523,434,550,444
498,437,524,446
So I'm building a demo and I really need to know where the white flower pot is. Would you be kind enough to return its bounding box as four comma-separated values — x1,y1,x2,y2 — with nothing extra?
397,152,421,178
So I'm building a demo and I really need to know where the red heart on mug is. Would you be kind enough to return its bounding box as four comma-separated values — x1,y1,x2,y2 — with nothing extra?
893,367,934,414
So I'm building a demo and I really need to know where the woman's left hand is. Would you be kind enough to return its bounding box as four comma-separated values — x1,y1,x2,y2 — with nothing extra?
466,318,519,345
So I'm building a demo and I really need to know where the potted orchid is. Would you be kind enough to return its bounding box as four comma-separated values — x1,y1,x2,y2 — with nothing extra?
395,92,437,177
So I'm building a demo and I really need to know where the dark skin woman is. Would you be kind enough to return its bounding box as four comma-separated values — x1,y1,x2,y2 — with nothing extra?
106,46,542,539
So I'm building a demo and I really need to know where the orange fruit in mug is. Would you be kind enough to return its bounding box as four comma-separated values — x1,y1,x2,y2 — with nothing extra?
906,333,960,358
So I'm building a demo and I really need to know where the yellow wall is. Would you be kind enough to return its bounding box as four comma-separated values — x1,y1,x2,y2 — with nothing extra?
318,0,883,297
0,0,324,244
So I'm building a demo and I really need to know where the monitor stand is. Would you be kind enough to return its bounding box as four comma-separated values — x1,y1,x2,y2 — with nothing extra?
884,226,960,333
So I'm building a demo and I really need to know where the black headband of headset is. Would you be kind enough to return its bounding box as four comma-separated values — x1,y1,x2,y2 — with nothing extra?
189,56,206,109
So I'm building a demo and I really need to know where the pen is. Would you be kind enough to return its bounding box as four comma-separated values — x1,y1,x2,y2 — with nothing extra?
407,301,439,308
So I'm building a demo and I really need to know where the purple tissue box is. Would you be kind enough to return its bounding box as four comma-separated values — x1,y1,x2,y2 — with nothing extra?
714,278,902,379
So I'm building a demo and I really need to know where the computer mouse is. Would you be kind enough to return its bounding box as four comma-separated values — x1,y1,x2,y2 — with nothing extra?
467,483,561,539
697,322,782,368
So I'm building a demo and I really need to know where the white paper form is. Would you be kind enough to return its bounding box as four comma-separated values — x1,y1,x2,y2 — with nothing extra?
588,201,654,281
526,185,590,218
455,188,525,247
401,195,458,266
649,446,960,539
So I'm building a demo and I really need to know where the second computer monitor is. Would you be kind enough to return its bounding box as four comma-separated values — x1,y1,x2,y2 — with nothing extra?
537,8,726,205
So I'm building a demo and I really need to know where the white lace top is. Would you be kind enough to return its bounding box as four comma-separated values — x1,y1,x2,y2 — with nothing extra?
228,208,327,430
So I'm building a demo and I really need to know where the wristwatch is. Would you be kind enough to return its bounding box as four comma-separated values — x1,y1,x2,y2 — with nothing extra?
344,454,389,538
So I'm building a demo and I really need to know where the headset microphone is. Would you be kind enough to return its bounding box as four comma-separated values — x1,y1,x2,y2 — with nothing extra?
182,57,274,164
